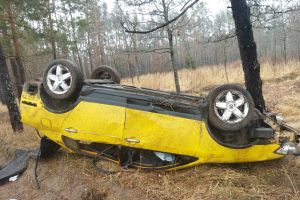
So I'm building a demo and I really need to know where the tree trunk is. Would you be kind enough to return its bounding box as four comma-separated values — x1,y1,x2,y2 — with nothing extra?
283,35,287,67
274,30,277,66
0,42,23,132
90,28,100,66
298,32,300,63
10,58,22,100
2,23,23,101
7,3,26,85
127,54,135,85
84,56,90,76
167,28,180,93
0,75,6,105
0,86,5,105
92,0,105,65
69,12,83,69
81,56,86,77
130,33,140,82
67,24,77,64
230,0,265,110
214,43,218,64
160,0,180,93
124,37,134,85
224,39,229,83
99,37,105,65
87,28,94,73
48,0,56,60
54,0,66,59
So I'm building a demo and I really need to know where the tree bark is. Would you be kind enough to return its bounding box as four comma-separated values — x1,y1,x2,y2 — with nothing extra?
223,39,229,83
98,37,105,65
54,0,67,59
2,23,23,101
87,28,94,73
127,54,135,85
0,42,23,132
161,0,180,93
124,37,134,85
167,28,180,93
93,0,105,65
9,58,22,100
274,30,277,66
0,85,5,105
130,33,140,82
69,11,83,69
90,28,100,66
7,3,26,85
230,0,265,110
48,0,56,60
298,31,300,63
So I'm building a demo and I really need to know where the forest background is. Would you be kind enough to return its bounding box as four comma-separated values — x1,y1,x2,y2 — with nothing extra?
0,0,299,98
1,1,300,199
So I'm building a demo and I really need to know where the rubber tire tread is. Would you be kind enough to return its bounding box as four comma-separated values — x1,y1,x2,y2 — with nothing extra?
42,59,84,100
90,65,121,84
207,84,255,131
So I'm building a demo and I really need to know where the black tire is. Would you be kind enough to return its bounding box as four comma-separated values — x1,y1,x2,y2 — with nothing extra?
207,84,255,131
42,59,84,100
90,66,121,84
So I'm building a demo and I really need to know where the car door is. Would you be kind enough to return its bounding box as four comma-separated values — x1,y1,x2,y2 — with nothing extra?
122,98,201,156
62,92,126,145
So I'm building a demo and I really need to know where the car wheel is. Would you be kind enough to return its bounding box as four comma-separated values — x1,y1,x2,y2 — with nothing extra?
90,66,121,84
42,59,84,100
207,84,255,131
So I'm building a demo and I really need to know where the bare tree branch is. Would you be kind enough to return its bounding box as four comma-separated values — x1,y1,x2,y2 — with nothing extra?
180,0,192,11
121,0,199,34
197,30,237,44
160,59,171,73
124,47,170,53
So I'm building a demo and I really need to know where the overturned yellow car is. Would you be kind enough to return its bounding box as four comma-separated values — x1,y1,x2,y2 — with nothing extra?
20,59,300,171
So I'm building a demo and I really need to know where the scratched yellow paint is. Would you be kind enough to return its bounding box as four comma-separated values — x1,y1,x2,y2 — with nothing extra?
166,122,284,171
62,101,125,145
20,84,285,171
195,122,283,162
123,108,201,156
20,91,71,150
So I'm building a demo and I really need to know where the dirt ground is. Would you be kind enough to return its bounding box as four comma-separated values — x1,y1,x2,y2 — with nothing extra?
1,70,300,199
0,125,143,200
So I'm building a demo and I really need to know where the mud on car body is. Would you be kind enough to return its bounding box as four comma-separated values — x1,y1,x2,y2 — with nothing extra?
20,59,300,171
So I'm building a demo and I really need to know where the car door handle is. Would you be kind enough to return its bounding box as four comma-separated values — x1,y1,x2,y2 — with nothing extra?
64,128,77,133
124,138,140,143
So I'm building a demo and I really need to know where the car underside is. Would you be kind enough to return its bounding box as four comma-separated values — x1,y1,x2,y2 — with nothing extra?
2,58,300,191
20,73,300,171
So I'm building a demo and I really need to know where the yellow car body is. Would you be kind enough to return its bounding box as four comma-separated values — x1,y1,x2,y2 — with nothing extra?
20,81,296,171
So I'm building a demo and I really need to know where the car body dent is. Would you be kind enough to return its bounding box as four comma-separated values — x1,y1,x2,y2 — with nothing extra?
20,82,295,171
123,108,201,156
196,122,283,163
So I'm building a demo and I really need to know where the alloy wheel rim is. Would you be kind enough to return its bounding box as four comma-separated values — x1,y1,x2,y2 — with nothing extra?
46,65,72,94
213,90,249,124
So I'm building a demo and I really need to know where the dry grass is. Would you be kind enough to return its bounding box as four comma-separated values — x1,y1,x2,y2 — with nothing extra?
122,60,300,130
122,59,300,94
0,104,8,112
1,60,300,199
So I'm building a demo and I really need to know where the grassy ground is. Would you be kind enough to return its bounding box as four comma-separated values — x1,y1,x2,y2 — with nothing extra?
0,60,300,199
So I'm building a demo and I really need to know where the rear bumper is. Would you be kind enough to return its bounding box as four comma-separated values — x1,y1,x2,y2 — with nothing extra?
274,141,300,156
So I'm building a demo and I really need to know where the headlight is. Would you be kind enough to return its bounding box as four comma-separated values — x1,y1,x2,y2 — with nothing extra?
274,142,298,155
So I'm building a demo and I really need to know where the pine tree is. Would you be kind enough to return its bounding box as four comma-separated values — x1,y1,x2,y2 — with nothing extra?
0,41,23,132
